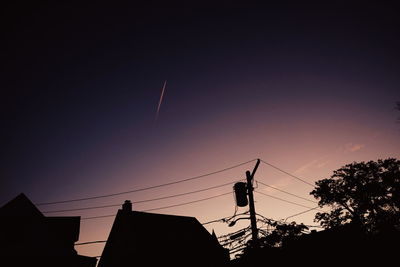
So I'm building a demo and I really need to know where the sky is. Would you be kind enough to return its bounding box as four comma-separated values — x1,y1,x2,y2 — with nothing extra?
1,1,400,259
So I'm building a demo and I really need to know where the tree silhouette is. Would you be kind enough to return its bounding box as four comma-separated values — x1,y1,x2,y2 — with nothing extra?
260,221,308,248
310,158,400,233
236,221,308,265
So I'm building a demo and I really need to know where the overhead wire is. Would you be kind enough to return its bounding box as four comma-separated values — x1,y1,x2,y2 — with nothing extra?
76,213,252,247
34,157,329,259
254,190,323,211
218,226,251,240
256,180,317,204
44,203,121,214
284,206,321,222
256,212,322,229
37,158,316,208
40,158,324,236
81,191,233,220
229,243,249,254
81,214,115,220
42,181,238,214
77,209,323,248
43,159,322,238
224,233,252,249
221,189,240,224
77,188,321,222
36,159,257,206
259,159,315,187
142,192,232,212
202,211,249,226
75,240,106,246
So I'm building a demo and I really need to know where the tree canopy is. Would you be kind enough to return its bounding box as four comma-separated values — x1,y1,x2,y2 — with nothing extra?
310,158,400,233
260,221,308,248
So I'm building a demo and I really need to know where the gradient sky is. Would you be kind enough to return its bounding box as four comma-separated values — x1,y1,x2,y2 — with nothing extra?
2,2,400,258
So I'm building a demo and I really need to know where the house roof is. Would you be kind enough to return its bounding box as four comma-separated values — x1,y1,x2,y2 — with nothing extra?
99,201,227,266
0,193,44,218
0,193,80,242
107,209,221,248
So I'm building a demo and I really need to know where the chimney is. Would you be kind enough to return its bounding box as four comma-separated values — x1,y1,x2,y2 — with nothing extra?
122,200,132,212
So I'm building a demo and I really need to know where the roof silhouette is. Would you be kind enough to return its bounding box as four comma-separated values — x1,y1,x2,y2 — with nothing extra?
0,193,97,267
0,193,44,218
98,200,228,267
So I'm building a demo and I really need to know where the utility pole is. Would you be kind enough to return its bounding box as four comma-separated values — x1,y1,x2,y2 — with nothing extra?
246,159,260,248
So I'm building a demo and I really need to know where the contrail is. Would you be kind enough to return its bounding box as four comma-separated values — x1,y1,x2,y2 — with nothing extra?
155,80,167,122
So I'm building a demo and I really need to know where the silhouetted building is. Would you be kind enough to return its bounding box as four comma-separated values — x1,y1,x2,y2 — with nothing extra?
98,200,229,267
0,193,97,267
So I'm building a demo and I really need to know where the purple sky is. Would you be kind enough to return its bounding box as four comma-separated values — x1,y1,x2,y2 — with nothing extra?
1,2,399,258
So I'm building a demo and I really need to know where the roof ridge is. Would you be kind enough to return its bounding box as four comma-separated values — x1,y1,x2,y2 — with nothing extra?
0,193,44,218
131,210,198,220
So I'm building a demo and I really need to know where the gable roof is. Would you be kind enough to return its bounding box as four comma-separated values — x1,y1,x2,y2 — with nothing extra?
0,193,44,218
0,193,80,242
99,202,227,267
104,209,221,249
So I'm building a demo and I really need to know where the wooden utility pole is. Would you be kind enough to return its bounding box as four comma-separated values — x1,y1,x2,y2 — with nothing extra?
246,159,260,247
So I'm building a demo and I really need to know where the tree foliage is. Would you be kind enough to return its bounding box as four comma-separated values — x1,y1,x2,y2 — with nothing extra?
260,221,308,248
311,158,400,233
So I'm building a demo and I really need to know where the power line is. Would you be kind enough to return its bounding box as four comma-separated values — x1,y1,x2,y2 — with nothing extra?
220,232,251,247
254,190,323,211
256,181,317,204
255,213,276,223
202,218,229,226
44,203,121,214
81,214,116,220
77,210,323,250
259,159,315,187
135,210,244,226
36,159,256,206
202,211,249,226
81,191,233,220
42,181,237,214
256,212,322,229
229,245,247,254
77,213,251,247
218,226,251,241
284,206,321,222
75,240,106,246
142,192,232,212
